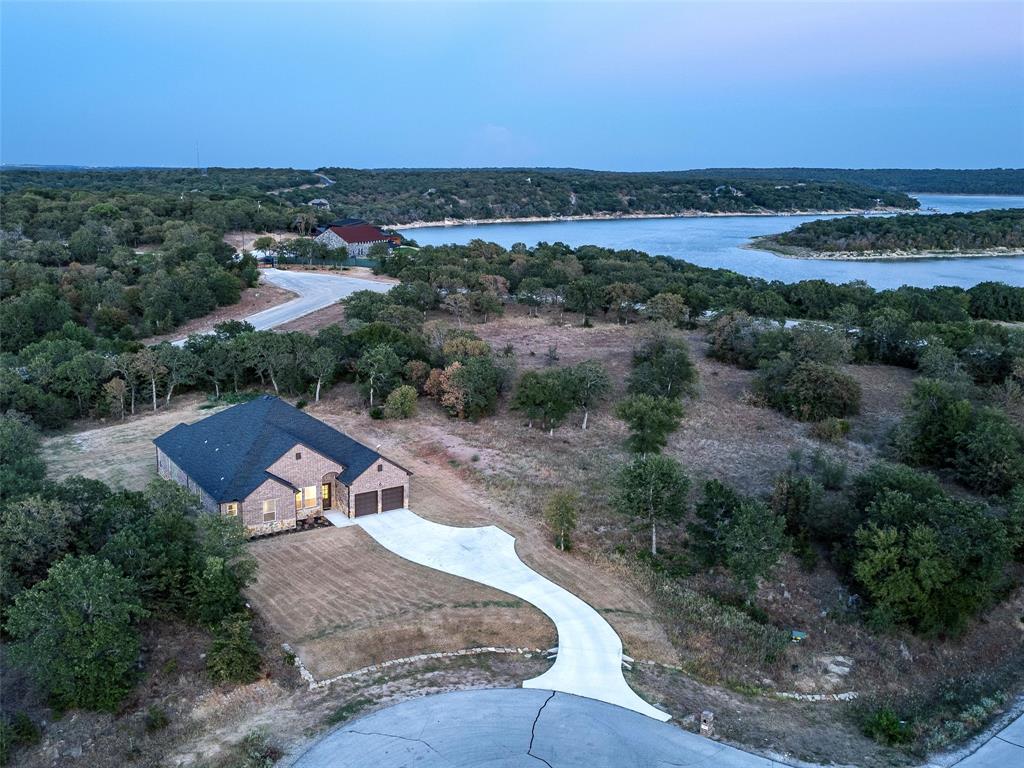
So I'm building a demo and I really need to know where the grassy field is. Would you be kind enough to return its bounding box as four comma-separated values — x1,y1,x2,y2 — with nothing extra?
248,526,554,678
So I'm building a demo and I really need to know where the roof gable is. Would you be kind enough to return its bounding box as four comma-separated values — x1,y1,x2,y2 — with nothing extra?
153,397,393,502
328,224,390,244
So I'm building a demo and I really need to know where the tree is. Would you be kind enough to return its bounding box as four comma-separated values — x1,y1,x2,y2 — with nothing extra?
720,498,788,594
5,555,147,711
156,343,201,405
0,414,46,502
207,615,262,684
688,479,744,567
190,556,247,628
564,277,603,319
781,362,862,422
103,377,128,419
852,492,1010,634
0,496,78,606
614,454,689,555
628,336,697,399
511,370,573,434
895,378,975,468
563,361,611,430
544,490,580,551
441,293,471,328
357,344,403,407
131,347,167,412
306,346,336,403
645,293,690,327
383,385,418,419
431,357,502,420
604,282,644,324
615,395,684,455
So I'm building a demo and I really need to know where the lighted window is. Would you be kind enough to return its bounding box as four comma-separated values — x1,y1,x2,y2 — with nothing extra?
262,499,277,522
303,485,317,508
225,502,239,517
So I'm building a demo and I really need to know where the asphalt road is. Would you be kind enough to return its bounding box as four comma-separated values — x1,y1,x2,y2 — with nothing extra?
287,688,781,768
247,268,389,330
287,687,1024,768
172,268,389,345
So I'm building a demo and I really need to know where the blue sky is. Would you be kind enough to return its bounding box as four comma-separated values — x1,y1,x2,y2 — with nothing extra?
2,1,1022,169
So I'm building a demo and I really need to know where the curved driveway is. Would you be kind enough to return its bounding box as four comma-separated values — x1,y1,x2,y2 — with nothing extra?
348,509,669,721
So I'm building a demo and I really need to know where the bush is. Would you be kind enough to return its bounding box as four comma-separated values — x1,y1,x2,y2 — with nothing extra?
145,705,170,732
895,378,973,467
782,361,862,421
861,705,913,746
809,417,850,443
810,450,848,490
207,615,262,685
953,408,1024,495
383,385,418,419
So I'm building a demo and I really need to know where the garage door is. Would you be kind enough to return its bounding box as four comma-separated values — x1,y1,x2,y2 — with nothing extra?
381,486,405,511
353,491,377,517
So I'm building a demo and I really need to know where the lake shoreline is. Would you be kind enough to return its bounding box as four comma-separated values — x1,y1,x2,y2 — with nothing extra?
747,237,1024,262
390,206,911,231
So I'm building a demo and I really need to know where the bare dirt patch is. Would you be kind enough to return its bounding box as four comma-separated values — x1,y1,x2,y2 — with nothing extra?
222,230,301,253
246,526,554,679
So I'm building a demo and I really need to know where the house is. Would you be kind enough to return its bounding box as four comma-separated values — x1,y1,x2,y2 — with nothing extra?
307,198,331,210
153,396,412,536
313,223,401,257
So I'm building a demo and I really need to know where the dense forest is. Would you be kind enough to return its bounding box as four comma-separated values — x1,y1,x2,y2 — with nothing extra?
676,168,1024,195
2,167,918,225
301,168,916,223
766,209,1024,253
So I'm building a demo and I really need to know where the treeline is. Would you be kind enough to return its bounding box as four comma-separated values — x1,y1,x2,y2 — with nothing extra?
0,413,262,722
678,168,1024,195
289,168,916,224
768,209,1024,253
0,167,320,196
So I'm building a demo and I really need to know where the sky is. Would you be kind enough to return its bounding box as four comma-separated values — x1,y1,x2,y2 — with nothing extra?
2,1,1022,170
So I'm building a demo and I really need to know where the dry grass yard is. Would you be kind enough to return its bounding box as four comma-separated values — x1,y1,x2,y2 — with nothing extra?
247,527,554,678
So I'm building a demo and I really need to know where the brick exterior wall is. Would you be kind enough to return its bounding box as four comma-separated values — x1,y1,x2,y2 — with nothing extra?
347,456,410,514
156,444,410,536
156,447,217,511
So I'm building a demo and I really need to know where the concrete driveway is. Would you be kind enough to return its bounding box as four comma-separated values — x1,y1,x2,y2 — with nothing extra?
349,509,670,721
288,688,778,768
172,268,390,344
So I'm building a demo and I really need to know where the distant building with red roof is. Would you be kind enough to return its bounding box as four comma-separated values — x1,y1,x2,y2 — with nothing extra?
313,223,399,257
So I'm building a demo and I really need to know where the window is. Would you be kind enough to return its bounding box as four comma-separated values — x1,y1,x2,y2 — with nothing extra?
262,499,277,522
224,502,239,517
295,486,317,510
377,464,383,472
295,451,302,460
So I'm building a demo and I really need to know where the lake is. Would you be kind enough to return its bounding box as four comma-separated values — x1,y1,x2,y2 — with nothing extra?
398,194,1024,289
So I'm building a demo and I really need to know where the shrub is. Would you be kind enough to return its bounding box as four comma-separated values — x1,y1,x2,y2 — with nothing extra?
207,615,262,685
544,490,580,551
627,335,697,399
383,385,418,419
953,408,1024,495
809,417,850,443
145,705,170,732
895,378,973,467
861,706,913,746
810,450,848,490
782,361,862,421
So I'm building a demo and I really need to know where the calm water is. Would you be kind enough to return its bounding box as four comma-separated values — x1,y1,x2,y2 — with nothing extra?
398,194,1024,289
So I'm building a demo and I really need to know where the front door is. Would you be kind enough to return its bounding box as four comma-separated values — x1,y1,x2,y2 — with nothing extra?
321,482,332,510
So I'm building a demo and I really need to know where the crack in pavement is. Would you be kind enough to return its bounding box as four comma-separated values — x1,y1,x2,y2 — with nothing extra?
527,691,557,767
347,729,444,758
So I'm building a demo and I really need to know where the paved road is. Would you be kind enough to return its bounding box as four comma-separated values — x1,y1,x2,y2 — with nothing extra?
334,508,669,721
172,268,389,345
929,710,1024,768
287,688,780,768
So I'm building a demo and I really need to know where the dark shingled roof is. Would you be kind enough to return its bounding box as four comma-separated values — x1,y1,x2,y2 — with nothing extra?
153,396,397,503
